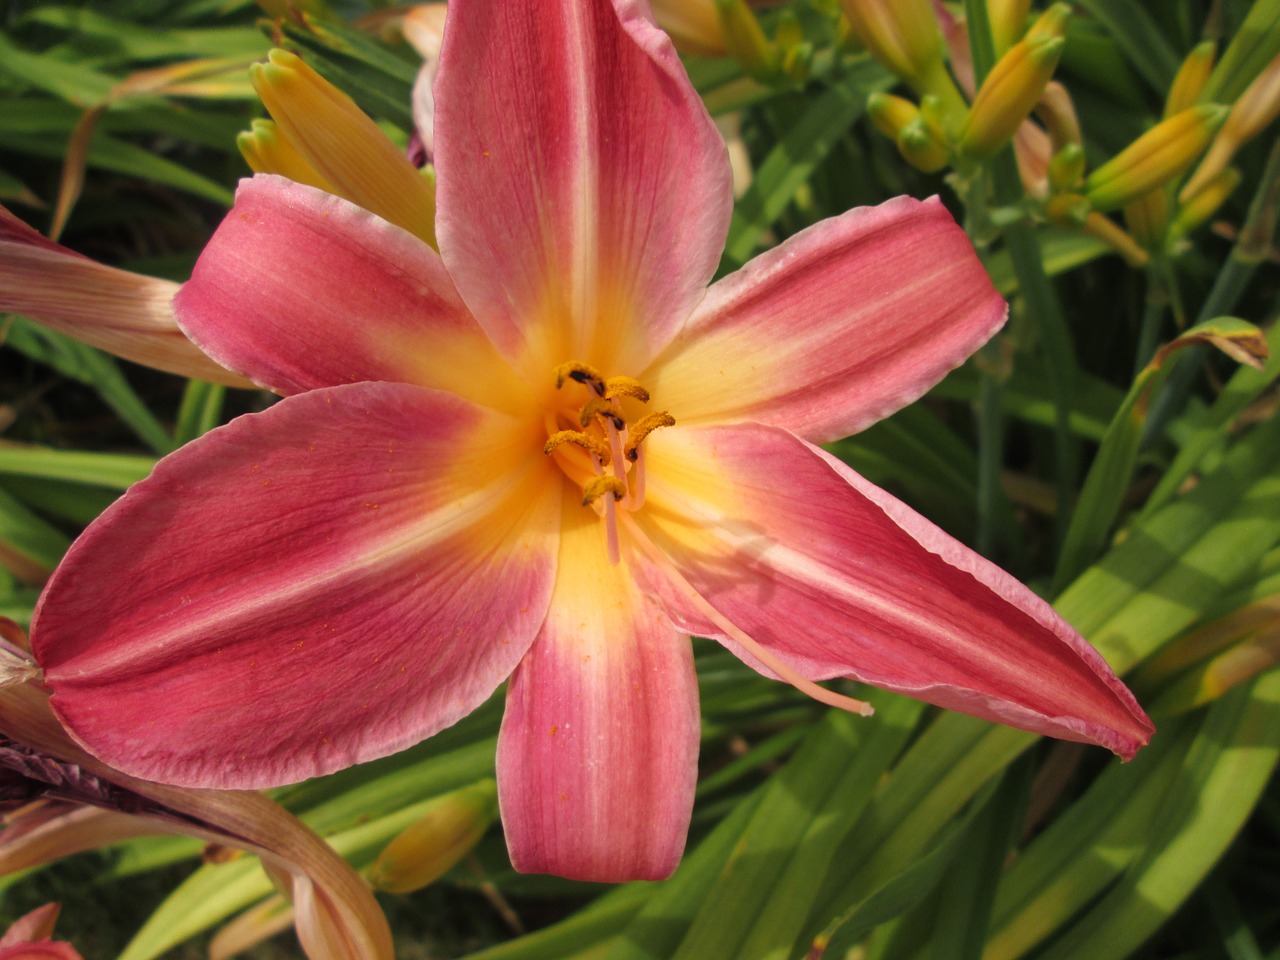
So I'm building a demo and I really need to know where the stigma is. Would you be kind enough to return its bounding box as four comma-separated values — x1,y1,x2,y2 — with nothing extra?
543,362,674,564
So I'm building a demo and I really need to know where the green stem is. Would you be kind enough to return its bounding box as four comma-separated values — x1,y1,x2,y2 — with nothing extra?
1133,263,1169,378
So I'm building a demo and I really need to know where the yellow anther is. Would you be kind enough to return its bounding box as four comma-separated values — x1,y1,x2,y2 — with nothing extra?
578,398,625,429
624,412,676,461
553,361,606,395
544,430,612,465
603,376,651,403
582,475,627,506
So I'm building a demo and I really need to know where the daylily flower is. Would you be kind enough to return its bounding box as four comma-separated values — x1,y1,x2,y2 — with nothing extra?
0,625,392,960
0,205,248,387
29,0,1151,883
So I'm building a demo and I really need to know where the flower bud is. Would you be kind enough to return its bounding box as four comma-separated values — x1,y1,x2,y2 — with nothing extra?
650,0,729,57
1084,104,1228,212
1179,53,1280,202
839,0,943,90
237,119,335,194
898,118,951,172
1165,41,1217,117
988,0,1031,56
1034,81,1081,150
1123,188,1169,250
958,21,1067,161
867,92,922,140
1083,212,1149,268
1169,167,1241,241
251,49,437,247
714,0,779,81
366,781,497,894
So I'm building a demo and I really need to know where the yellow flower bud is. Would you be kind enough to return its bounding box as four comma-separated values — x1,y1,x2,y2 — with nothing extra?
714,0,778,80
366,781,497,895
1123,188,1169,250
1165,41,1217,117
898,118,951,173
958,28,1067,161
1084,104,1228,212
649,0,728,57
1179,53,1280,202
987,0,1031,56
1083,212,1150,268
1169,167,1241,241
839,0,942,89
1024,3,1072,42
252,49,437,247
237,119,336,194
867,92,922,140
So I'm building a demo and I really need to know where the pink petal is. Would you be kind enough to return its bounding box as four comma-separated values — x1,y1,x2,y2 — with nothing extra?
637,423,1154,759
496,491,700,882
0,205,247,387
33,382,559,788
433,0,733,375
175,176,523,407
644,196,1007,444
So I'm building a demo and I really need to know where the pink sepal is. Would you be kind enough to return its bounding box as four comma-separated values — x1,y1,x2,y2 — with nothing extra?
646,196,1007,444
639,422,1154,759
34,382,558,788
496,500,700,881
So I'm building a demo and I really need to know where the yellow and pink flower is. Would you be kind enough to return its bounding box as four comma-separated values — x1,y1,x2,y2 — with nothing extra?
14,0,1151,883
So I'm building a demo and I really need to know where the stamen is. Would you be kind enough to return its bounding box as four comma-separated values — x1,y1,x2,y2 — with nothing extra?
623,412,676,461
602,492,621,565
578,398,625,429
544,430,612,465
602,421,628,500
604,376,651,403
622,516,876,718
553,361,606,395
582,475,627,506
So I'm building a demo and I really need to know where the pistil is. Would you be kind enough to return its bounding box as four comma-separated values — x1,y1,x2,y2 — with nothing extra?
545,362,675,563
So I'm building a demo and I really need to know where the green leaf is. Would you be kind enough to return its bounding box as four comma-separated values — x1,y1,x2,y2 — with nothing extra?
1054,317,1269,592
0,445,154,489
1071,0,1180,93
1201,0,1280,103
0,482,69,580
1019,671,1280,960
5,319,176,454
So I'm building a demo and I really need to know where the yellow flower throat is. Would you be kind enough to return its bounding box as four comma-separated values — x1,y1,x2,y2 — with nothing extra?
543,361,674,564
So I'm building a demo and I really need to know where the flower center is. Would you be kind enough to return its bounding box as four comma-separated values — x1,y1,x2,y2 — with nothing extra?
542,361,674,564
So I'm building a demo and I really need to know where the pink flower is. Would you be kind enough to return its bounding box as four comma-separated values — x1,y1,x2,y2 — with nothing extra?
29,0,1151,883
